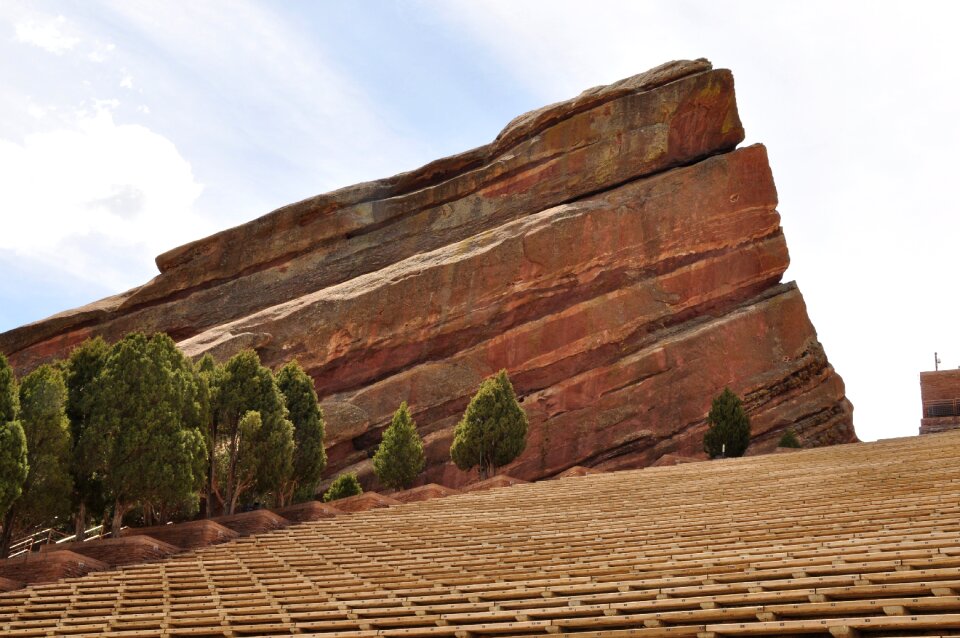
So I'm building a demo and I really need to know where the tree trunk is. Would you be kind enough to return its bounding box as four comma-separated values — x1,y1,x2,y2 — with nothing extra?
0,507,15,558
225,434,238,515
74,502,86,542
205,422,217,518
110,499,125,537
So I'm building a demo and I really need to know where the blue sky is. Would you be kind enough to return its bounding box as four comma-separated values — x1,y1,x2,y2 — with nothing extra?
1,1,958,442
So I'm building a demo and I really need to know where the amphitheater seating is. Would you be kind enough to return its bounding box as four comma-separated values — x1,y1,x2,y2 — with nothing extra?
2,431,960,636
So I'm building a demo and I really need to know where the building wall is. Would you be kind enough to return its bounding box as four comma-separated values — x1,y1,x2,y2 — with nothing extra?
920,370,960,435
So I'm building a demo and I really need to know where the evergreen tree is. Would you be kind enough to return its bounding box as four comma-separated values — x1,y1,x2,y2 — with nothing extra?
703,387,751,459
373,402,425,490
323,472,362,502
450,370,528,480
778,427,802,449
194,354,220,517
65,337,110,540
214,350,293,513
0,422,27,545
276,361,326,504
219,411,265,513
84,333,207,535
0,353,17,424
0,365,73,557
0,354,28,556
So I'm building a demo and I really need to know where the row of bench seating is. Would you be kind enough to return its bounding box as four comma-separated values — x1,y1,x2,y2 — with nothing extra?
1,432,959,636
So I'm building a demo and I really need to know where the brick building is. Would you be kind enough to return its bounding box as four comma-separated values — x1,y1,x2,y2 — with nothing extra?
920,368,960,434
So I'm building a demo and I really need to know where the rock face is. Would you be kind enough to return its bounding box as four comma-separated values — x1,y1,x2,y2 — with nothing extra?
0,59,856,489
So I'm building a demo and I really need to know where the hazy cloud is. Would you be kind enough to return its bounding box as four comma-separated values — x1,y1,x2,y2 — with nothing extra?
15,14,79,55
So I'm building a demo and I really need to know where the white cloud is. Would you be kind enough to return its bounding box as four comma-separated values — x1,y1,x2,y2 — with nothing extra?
119,74,134,89
15,14,80,55
88,40,116,63
0,103,209,290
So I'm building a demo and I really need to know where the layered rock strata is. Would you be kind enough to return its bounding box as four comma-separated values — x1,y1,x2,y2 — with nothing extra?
0,59,856,489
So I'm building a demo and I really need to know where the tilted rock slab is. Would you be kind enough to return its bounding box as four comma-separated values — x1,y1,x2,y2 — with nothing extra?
0,59,856,489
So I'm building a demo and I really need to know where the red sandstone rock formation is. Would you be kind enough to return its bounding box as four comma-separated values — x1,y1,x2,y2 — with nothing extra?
0,59,856,491
40,535,180,567
393,484,462,503
270,501,341,522
122,520,238,550
330,492,401,512
463,475,529,492
0,551,108,585
211,509,290,536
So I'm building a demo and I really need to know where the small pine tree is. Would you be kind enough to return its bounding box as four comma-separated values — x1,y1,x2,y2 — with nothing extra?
703,387,751,459
323,473,362,502
276,361,326,504
778,427,802,449
450,370,528,480
373,402,425,490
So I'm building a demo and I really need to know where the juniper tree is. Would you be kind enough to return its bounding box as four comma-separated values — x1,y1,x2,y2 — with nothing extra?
276,361,326,504
450,370,528,480
194,354,219,516
214,350,293,513
703,387,751,459
373,402,425,490
778,427,802,449
0,354,28,556
65,337,109,539
0,365,73,557
84,333,207,535
323,472,362,502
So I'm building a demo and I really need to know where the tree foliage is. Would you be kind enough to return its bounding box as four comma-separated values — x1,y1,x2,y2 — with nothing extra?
84,333,207,535
214,350,293,513
276,361,326,504
373,402,424,490
778,427,802,449
64,337,110,539
0,352,18,424
193,354,219,517
703,387,751,459
323,472,362,502
1,365,73,556
450,370,528,479
0,354,28,536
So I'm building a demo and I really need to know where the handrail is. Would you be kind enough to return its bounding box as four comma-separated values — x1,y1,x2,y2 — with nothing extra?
923,398,960,418
8,523,108,558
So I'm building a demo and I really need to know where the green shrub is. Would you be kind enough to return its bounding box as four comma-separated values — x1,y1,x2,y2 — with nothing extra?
703,387,751,459
778,428,801,448
323,472,362,502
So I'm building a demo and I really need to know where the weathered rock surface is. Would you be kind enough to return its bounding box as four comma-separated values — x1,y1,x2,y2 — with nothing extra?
0,59,856,490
